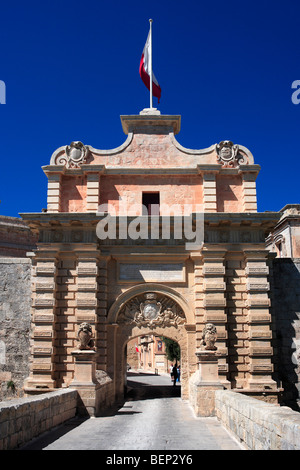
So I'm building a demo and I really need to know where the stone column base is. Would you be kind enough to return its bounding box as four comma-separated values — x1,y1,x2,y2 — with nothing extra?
189,350,224,417
69,350,100,417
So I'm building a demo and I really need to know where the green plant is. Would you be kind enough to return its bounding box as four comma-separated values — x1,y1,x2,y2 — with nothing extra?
6,380,16,393
160,337,180,362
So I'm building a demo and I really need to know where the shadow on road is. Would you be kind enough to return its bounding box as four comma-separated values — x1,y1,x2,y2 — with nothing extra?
98,371,181,418
19,416,89,450
125,372,181,401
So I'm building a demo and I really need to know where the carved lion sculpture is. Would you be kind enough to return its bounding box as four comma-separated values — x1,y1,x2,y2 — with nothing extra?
200,323,217,351
77,322,95,350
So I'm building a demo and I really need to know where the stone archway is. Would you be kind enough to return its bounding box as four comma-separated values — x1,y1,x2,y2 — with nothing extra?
106,284,195,401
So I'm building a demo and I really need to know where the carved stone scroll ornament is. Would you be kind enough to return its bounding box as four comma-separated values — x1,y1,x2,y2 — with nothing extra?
199,323,217,351
216,140,244,167
76,322,95,350
118,293,186,328
55,141,88,168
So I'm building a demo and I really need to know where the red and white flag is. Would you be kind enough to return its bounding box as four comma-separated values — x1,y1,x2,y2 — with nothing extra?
135,344,139,353
139,29,161,103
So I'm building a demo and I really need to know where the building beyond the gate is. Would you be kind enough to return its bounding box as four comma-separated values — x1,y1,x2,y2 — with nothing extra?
20,108,283,405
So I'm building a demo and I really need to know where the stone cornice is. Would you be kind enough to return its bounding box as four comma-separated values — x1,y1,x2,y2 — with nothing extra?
203,212,280,227
42,164,106,176
197,164,260,175
19,212,102,230
20,211,280,229
19,212,280,250
42,163,261,177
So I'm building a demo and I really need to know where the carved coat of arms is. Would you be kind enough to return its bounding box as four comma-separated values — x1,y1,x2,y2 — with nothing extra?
118,293,185,328
65,141,88,168
216,140,243,167
55,141,88,168
140,293,162,320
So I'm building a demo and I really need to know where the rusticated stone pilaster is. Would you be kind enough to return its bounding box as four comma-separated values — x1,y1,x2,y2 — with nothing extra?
190,253,204,350
46,173,61,213
244,250,277,391
24,250,59,392
54,255,77,387
96,256,109,371
86,173,100,212
202,173,217,212
75,252,109,372
201,250,229,387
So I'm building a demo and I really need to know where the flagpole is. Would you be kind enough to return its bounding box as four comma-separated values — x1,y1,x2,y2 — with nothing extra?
149,18,153,109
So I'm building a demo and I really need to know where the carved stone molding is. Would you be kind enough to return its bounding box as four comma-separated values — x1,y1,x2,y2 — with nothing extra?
204,229,266,244
39,229,97,244
117,292,186,328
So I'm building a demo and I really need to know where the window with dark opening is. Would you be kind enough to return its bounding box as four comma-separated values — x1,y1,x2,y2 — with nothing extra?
142,192,160,215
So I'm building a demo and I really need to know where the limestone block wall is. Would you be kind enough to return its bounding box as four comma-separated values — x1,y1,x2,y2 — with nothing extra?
0,389,77,450
270,258,300,409
215,390,300,450
0,258,31,400
99,174,203,215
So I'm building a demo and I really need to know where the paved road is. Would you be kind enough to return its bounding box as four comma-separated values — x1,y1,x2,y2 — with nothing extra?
21,371,243,451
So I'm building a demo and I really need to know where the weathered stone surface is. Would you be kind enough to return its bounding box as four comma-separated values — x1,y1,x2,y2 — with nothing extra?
0,389,77,449
0,258,31,400
215,390,300,450
270,258,300,409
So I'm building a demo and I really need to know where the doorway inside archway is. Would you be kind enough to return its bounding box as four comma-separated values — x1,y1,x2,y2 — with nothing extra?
125,335,181,400
107,287,191,403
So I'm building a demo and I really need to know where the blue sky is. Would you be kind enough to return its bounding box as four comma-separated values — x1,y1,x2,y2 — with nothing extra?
0,0,299,217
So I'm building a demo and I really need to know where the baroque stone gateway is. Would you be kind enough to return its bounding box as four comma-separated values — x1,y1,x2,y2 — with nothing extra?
16,108,290,415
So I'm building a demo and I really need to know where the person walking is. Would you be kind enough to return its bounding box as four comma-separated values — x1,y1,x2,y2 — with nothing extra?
177,365,180,382
172,363,178,386
170,364,173,382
